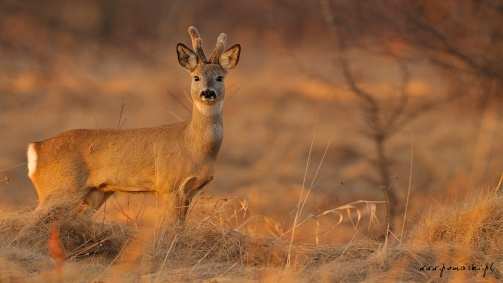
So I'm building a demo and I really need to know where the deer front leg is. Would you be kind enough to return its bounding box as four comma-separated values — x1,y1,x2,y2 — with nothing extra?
176,176,213,224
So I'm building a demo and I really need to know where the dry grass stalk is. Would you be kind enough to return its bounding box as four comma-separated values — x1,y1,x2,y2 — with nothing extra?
400,143,414,240
495,173,503,193
287,137,330,268
286,135,315,268
1,181,502,281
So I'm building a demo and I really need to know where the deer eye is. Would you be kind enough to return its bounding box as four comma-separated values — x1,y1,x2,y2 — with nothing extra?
216,76,224,82
193,76,200,82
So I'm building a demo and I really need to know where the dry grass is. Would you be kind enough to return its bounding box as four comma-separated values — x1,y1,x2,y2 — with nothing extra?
0,182,502,282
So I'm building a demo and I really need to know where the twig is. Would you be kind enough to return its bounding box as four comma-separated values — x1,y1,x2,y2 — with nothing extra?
88,238,132,282
340,221,360,256
495,173,503,193
215,262,239,278
400,141,414,240
67,236,112,259
154,234,178,283
286,134,315,267
111,195,135,224
166,90,191,113
386,59,411,131
191,243,218,273
117,100,127,129
278,200,386,240
298,140,332,228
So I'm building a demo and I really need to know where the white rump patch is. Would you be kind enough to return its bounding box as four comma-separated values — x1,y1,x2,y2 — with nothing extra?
27,143,38,178
194,100,224,117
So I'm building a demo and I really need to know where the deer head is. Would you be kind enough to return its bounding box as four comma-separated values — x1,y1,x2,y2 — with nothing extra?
176,26,241,117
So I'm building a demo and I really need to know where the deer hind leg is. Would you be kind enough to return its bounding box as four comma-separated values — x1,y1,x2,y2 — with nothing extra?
27,144,90,212
30,167,89,212
32,178,89,215
83,188,114,213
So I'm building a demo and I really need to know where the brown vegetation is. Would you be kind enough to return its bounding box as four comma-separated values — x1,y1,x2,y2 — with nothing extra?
1,182,503,281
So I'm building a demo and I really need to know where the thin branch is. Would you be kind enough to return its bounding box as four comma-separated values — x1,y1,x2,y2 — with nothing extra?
117,100,127,129
406,13,500,80
386,59,411,130
166,90,191,113
391,92,465,134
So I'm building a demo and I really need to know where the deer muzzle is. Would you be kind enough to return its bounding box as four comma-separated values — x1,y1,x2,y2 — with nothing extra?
200,89,217,104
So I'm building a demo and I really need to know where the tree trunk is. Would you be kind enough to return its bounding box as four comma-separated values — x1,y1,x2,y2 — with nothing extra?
375,135,398,232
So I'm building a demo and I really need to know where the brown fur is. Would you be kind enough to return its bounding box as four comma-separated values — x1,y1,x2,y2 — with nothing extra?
27,26,241,222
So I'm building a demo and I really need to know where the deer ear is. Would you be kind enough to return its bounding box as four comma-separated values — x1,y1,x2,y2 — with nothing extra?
177,43,198,71
219,44,241,70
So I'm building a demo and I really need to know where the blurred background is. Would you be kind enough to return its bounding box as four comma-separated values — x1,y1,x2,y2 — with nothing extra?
0,0,502,241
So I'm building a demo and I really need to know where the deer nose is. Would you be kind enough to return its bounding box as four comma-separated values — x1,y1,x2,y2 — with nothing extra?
200,89,217,101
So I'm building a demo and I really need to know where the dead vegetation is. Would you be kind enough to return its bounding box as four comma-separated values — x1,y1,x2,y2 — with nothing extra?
0,179,501,282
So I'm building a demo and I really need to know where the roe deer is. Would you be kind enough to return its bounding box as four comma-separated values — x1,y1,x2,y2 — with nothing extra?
27,26,241,222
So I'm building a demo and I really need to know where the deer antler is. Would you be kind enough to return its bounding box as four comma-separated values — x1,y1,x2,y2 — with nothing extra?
188,26,207,63
209,33,228,64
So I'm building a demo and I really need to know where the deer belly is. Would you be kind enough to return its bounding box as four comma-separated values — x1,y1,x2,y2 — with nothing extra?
88,161,155,192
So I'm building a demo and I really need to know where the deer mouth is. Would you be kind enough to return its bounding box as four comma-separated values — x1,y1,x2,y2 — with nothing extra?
200,91,217,104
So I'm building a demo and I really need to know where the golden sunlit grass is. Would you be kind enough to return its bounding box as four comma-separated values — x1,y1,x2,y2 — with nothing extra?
0,175,501,282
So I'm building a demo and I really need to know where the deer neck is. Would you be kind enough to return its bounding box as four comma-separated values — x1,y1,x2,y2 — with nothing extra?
185,101,224,159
